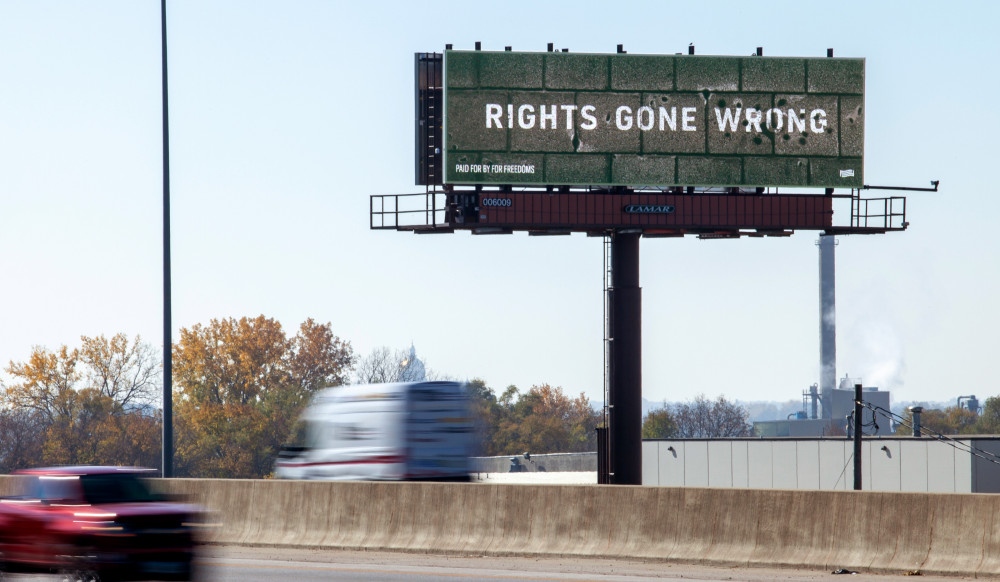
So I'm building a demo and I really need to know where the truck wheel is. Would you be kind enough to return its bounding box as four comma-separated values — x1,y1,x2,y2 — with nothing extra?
58,551,102,582
59,567,101,582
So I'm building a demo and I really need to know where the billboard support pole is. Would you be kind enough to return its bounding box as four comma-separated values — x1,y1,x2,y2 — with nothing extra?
609,232,642,485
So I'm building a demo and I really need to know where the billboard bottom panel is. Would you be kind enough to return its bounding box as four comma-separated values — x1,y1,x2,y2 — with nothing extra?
464,192,833,233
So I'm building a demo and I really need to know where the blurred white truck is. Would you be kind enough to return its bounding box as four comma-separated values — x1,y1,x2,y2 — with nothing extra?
273,381,474,481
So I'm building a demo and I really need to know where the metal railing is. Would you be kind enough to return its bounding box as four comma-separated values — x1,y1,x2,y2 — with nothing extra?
851,195,907,231
370,191,449,231
371,188,911,234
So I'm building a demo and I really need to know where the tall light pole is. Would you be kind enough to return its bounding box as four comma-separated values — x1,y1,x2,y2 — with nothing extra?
161,0,173,478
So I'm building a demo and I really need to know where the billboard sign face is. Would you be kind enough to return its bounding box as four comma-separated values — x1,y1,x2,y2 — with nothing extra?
443,51,864,188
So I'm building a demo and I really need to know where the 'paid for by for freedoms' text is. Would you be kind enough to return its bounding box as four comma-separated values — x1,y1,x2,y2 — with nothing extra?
454,163,536,174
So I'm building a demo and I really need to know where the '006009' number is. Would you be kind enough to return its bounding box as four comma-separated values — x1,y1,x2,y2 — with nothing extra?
481,197,512,207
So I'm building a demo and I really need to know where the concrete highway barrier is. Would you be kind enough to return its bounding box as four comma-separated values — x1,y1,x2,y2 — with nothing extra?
3,476,998,576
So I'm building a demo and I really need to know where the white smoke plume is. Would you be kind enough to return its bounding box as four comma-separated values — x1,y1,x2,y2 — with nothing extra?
846,319,906,391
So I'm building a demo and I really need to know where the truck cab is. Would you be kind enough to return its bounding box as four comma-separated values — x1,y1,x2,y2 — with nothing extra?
0,466,204,581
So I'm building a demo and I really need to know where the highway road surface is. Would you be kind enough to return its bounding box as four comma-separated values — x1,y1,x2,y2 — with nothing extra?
198,547,983,582
3,547,978,581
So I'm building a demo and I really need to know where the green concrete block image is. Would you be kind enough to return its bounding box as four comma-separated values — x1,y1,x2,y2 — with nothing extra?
544,154,609,184
612,155,676,185
808,58,864,95
741,57,806,92
439,52,865,188
446,89,509,152
509,91,577,153
677,156,742,186
810,157,863,188
706,93,775,156
545,53,609,90
676,56,739,91
840,96,864,157
639,92,707,154
573,92,642,153
479,52,544,89
773,94,838,156
445,51,478,88
611,55,675,91
743,157,809,187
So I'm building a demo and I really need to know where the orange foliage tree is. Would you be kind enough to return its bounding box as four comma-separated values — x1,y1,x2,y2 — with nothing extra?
172,316,354,478
895,405,980,436
468,380,602,456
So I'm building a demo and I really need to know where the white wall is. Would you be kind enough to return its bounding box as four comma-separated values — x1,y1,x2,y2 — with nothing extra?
642,437,988,492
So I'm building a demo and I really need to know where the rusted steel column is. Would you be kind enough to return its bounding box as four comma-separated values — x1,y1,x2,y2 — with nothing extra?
609,233,642,485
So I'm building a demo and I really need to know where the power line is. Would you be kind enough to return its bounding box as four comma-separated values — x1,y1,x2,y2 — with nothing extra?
833,452,854,490
861,402,1000,467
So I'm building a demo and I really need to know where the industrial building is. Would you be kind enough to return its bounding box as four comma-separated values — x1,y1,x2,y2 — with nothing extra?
641,436,1000,493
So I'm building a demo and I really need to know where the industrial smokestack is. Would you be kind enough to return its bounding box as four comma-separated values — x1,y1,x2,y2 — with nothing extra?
818,235,837,419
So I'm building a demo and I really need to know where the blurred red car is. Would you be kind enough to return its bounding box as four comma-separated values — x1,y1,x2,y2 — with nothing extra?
0,466,204,581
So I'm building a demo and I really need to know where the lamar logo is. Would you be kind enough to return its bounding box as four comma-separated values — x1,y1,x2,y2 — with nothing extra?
624,204,675,214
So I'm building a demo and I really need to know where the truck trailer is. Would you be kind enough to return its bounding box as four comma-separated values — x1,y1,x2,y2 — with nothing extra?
274,381,474,481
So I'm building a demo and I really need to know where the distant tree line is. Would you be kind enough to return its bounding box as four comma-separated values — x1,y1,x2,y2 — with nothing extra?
639,397,1000,439
1,317,354,478
13,315,988,478
893,399,1000,436
465,379,602,457
0,333,162,472
640,394,753,439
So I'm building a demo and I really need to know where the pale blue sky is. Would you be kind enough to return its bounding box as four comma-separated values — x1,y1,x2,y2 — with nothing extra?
0,0,996,407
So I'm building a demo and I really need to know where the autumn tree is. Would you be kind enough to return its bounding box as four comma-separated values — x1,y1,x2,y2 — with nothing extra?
79,333,159,411
0,406,45,473
42,387,118,465
469,381,602,456
466,378,499,457
895,406,979,436
642,405,678,439
975,397,1000,434
517,384,601,453
672,394,752,438
96,408,161,467
172,316,354,478
2,335,161,470
291,320,355,391
4,345,81,424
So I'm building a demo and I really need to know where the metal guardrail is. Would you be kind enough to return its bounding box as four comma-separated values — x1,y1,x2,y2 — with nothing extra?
852,195,907,231
370,191,450,231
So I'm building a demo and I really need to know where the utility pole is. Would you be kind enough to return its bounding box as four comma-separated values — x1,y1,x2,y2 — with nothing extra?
853,383,862,490
161,0,173,478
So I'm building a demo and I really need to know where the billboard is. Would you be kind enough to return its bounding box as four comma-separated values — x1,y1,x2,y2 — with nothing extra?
443,51,864,189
